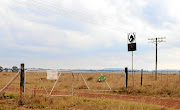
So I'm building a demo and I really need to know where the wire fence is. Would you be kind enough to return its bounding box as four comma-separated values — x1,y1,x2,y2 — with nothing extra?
0,70,180,96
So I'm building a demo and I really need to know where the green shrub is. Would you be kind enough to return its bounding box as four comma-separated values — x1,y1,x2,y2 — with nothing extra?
32,99,40,104
9,94,15,99
38,103,46,108
119,88,129,93
2,92,5,98
87,77,93,81
11,105,17,109
136,89,147,94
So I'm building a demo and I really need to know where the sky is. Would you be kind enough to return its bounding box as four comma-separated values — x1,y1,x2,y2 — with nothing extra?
0,0,180,70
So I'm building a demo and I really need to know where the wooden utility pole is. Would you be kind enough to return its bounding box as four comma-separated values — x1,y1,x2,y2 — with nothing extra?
155,38,157,80
19,63,24,105
148,37,166,80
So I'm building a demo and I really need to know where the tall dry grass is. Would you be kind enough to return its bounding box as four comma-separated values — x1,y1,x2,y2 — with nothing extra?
0,92,174,110
0,71,180,98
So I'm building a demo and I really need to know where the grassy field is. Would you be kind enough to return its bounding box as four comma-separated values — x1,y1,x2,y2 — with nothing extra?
1,71,179,97
0,92,175,110
0,71,180,109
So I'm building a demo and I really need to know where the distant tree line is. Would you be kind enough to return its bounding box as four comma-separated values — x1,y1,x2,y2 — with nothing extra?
0,66,19,72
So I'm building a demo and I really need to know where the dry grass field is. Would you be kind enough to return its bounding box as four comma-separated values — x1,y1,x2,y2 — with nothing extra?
0,71,180,109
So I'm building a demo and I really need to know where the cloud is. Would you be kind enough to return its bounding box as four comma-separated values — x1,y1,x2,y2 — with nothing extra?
0,0,180,69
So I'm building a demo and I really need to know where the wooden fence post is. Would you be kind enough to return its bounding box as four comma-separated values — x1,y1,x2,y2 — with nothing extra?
19,63,24,105
125,67,128,88
179,71,180,82
141,69,143,86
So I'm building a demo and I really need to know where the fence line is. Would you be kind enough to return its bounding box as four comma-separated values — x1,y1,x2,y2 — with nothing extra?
0,71,20,94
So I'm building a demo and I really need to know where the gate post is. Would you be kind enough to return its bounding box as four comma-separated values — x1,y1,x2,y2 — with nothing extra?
19,63,24,105
179,71,180,81
141,69,143,86
125,67,128,88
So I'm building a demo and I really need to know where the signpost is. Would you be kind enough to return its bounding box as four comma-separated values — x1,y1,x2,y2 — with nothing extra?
127,32,136,88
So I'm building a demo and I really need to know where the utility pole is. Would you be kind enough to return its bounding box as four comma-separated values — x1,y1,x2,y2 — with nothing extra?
155,38,157,80
148,37,166,80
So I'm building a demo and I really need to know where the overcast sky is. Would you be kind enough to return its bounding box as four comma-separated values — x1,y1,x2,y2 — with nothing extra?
0,0,180,70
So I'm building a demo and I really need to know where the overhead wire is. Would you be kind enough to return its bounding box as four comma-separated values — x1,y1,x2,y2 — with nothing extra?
14,0,135,34
14,0,166,41
17,1,119,36
9,0,121,53
39,0,119,22
33,0,156,37
14,0,159,57
44,0,128,34
13,0,162,40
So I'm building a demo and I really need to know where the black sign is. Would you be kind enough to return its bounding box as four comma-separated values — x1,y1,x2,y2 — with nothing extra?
128,43,136,51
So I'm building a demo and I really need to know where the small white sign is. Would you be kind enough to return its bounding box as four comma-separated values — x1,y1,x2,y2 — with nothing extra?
47,70,58,80
128,32,136,44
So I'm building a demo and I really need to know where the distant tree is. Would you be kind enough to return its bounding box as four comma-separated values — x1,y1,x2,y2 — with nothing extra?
0,66,3,72
4,68,8,72
12,66,18,72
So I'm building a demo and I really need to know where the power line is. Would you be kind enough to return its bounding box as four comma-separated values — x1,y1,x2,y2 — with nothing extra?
148,37,166,80
44,0,118,21
14,0,126,37
15,0,127,32
13,0,166,42
14,0,146,35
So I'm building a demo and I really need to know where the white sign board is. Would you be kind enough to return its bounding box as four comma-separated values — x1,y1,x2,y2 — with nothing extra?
128,32,136,44
47,70,58,80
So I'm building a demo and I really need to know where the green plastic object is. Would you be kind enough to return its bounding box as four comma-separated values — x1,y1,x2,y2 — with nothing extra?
99,76,106,82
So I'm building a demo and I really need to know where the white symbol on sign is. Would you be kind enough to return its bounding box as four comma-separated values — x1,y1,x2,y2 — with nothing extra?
128,33,136,43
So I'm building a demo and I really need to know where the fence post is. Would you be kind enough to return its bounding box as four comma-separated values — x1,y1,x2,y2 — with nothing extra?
141,69,143,86
125,67,128,88
161,71,162,82
19,63,24,105
179,71,180,81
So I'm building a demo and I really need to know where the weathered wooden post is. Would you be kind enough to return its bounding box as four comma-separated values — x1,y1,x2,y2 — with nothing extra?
19,63,24,105
179,71,180,81
125,67,128,88
161,71,162,82
141,69,143,86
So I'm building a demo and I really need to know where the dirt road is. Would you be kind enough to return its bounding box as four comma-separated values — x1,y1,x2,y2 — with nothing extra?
3,88,180,109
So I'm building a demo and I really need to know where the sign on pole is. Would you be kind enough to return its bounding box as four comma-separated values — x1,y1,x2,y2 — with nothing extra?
128,32,136,51
127,32,136,89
